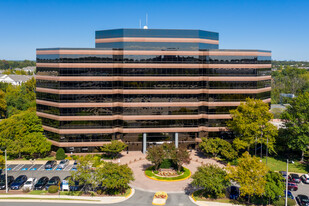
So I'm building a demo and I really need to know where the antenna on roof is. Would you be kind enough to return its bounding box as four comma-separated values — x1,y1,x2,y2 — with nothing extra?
143,13,148,29
139,19,141,29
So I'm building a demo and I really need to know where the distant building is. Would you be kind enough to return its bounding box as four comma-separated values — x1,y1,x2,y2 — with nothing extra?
0,74,33,85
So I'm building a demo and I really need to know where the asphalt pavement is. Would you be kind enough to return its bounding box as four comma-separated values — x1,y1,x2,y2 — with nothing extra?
0,189,195,206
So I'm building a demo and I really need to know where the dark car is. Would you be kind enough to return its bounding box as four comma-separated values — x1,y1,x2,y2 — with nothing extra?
45,161,57,170
284,190,294,200
10,175,27,190
296,195,309,206
289,173,301,183
229,186,239,200
0,176,14,190
69,180,84,191
288,182,298,191
45,176,60,190
34,176,49,190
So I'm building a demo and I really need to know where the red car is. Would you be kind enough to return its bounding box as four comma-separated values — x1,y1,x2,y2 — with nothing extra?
288,182,298,191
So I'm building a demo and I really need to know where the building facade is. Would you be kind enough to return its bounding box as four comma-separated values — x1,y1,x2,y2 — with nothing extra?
36,28,271,153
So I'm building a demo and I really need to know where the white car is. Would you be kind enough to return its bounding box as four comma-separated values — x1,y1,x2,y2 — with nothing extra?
301,174,309,184
57,159,69,170
23,178,37,190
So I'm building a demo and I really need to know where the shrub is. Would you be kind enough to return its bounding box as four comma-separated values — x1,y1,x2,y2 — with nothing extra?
56,148,66,160
273,198,296,206
159,159,173,169
48,185,59,193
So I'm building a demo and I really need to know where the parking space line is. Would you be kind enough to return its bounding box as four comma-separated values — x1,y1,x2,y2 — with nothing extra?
28,164,35,170
11,165,20,171
52,165,58,171
64,165,73,171
13,164,24,171
38,164,45,171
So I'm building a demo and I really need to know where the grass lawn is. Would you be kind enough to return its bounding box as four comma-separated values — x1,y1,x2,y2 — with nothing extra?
28,190,48,195
192,190,240,204
0,197,98,201
145,166,191,181
261,157,309,174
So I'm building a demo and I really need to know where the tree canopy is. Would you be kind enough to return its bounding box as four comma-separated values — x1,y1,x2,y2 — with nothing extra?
0,90,6,118
192,164,230,198
227,98,278,153
199,137,237,160
264,171,285,204
0,109,51,157
281,92,309,161
226,152,269,203
100,140,127,158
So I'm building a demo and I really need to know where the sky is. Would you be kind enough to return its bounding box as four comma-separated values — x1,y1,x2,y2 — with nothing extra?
0,0,308,61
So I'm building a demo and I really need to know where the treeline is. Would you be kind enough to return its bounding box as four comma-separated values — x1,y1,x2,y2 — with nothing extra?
271,66,309,104
272,60,309,67
0,60,36,70
0,78,51,158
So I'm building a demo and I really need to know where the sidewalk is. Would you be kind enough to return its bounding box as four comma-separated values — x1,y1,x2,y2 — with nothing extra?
0,188,135,204
189,195,243,206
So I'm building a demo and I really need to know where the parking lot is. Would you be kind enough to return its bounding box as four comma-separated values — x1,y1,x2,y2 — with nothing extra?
291,180,309,197
1,161,74,190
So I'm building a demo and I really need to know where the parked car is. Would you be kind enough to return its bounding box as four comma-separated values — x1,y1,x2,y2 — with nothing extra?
45,160,57,170
289,173,301,183
0,176,14,190
23,178,37,190
288,182,298,191
284,190,294,200
61,176,71,191
34,176,49,190
10,175,27,190
69,180,84,191
301,174,309,184
57,159,69,170
229,186,239,200
279,171,287,179
72,160,78,171
296,195,309,206
45,176,60,190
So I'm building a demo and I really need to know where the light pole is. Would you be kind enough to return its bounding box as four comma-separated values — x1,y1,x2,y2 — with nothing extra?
5,149,8,194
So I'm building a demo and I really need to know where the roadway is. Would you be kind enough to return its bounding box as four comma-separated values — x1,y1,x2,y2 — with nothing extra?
0,189,195,206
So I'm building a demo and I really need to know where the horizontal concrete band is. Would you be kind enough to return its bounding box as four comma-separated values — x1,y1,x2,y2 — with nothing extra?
47,139,114,147
36,49,271,57
36,111,231,121
36,63,272,69
36,87,271,95
36,98,271,108
36,75,272,82
95,37,219,44
42,125,227,135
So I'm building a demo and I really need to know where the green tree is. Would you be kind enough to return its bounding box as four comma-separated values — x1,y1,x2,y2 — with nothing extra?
0,150,4,169
100,140,127,158
171,146,190,172
146,145,165,171
56,148,66,160
264,171,285,204
0,90,6,118
200,138,237,160
0,109,51,158
96,162,134,194
226,152,269,203
70,155,102,193
227,98,278,154
281,92,309,161
192,164,230,199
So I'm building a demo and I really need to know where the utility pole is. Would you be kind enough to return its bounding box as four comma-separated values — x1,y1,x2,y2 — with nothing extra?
5,149,8,194
285,159,288,206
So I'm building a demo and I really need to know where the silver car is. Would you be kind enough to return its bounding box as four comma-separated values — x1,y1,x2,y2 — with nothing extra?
57,159,69,169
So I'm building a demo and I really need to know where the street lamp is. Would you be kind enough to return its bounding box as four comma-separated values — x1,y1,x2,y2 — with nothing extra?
285,159,294,206
4,149,8,194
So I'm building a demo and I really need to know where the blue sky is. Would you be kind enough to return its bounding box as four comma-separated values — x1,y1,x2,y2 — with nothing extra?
0,0,308,61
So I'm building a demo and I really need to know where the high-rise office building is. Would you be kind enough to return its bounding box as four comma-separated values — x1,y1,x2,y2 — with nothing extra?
36,28,271,153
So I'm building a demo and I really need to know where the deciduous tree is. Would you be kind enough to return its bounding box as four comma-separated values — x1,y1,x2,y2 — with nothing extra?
100,140,127,158
227,98,278,154
0,90,6,118
192,164,230,199
171,147,190,171
226,152,268,203
264,171,285,204
281,92,309,161
0,150,4,169
146,145,165,171
200,138,237,160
